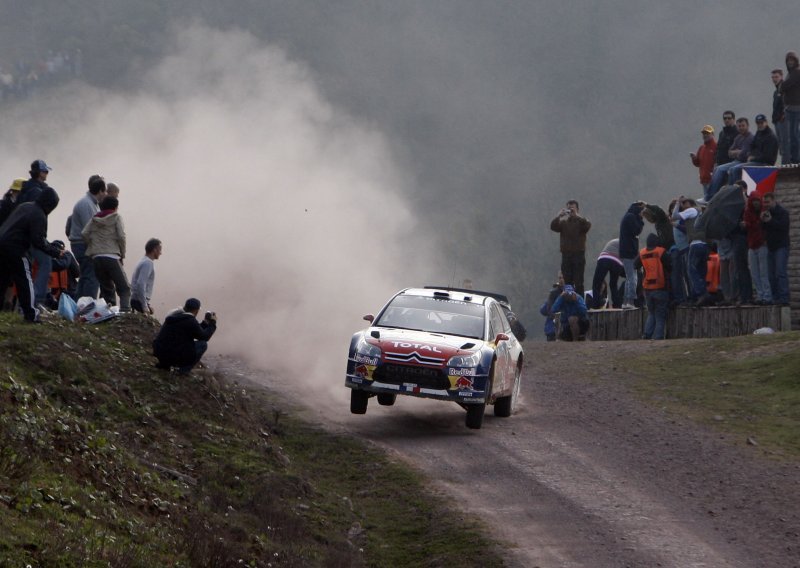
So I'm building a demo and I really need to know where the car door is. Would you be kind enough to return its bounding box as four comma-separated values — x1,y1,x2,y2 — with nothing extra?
489,303,511,393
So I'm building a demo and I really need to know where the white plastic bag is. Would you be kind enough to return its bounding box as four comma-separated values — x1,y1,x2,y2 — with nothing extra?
77,298,116,324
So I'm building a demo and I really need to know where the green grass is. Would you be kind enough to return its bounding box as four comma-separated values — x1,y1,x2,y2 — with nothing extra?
619,332,800,458
0,312,505,567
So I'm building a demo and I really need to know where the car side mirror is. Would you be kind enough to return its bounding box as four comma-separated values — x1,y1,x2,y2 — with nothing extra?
495,333,509,343
363,314,375,323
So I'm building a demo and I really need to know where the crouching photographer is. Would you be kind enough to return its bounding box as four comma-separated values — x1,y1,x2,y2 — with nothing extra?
153,297,217,375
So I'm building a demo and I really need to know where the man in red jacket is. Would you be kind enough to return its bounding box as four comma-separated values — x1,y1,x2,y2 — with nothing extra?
691,125,717,202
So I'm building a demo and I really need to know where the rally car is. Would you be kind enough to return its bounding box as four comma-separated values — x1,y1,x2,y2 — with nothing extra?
345,287,524,429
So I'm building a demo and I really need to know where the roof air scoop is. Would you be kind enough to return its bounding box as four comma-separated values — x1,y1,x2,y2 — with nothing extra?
460,342,476,349
433,291,450,297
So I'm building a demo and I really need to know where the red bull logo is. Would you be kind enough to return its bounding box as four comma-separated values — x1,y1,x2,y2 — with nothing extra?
455,376,474,390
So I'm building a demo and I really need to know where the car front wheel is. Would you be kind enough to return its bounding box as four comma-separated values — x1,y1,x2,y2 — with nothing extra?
350,389,369,414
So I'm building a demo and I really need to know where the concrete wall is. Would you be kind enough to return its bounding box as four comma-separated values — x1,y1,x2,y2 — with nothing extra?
775,166,800,330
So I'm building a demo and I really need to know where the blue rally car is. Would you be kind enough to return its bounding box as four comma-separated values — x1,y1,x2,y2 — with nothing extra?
345,287,524,429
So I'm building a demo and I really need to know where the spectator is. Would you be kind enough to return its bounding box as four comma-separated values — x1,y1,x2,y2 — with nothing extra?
705,118,753,202
130,238,162,314
69,175,107,299
0,187,63,322
761,192,791,305
781,51,800,164
715,111,738,166
539,273,564,341
17,160,56,308
636,233,671,340
106,183,120,199
642,203,674,249
0,178,25,227
772,69,789,164
727,114,779,183
590,238,624,309
705,244,722,305
550,200,591,296
619,202,644,309
669,198,691,306
81,196,131,311
153,297,217,374
691,125,717,200
550,284,590,342
679,201,709,305
743,193,772,305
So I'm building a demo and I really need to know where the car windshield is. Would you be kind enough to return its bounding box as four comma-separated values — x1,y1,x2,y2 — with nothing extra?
375,295,485,339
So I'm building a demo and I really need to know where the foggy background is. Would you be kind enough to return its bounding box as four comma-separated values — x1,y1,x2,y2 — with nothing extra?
0,1,796,390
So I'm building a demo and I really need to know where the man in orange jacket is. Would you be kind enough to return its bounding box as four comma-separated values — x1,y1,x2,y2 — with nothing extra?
635,233,671,340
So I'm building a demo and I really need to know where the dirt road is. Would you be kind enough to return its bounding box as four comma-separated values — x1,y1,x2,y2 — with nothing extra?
221,340,800,567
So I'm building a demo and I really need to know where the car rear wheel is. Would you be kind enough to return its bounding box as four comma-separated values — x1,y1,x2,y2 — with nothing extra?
494,365,521,418
350,389,369,414
377,393,397,406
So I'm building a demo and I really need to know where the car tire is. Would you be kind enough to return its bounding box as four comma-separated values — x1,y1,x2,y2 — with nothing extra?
494,364,521,418
350,389,369,414
377,393,397,406
465,403,485,429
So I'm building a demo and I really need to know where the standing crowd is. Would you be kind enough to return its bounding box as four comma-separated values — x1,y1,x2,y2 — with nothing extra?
543,52,797,341
0,159,216,374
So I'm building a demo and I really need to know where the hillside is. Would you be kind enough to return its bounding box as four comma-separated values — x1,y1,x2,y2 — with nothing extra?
0,312,503,567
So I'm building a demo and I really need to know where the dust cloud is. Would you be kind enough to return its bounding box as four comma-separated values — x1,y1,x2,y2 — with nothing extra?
0,25,435,401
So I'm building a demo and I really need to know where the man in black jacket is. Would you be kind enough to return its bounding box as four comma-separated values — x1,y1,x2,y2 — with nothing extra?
153,297,217,374
17,159,56,309
715,111,738,166
772,69,789,164
728,114,778,182
0,187,64,322
782,51,800,164
761,193,791,305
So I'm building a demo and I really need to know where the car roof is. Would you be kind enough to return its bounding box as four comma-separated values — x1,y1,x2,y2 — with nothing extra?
399,287,493,305
422,285,510,307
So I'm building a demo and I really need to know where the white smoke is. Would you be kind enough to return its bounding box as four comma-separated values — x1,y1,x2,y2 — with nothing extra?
0,25,435,400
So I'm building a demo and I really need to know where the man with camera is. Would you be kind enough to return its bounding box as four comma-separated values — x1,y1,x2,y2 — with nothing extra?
153,297,217,374
549,284,590,341
550,199,591,297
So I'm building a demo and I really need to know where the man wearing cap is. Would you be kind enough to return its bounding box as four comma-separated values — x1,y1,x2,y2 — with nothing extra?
781,51,800,164
705,118,754,202
152,298,217,374
727,114,778,183
16,160,56,308
691,125,717,201
550,284,590,341
0,187,64,322
0,178,25,227
68,175,107,299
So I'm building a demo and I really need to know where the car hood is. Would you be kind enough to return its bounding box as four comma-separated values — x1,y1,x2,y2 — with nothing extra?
367,327,484,366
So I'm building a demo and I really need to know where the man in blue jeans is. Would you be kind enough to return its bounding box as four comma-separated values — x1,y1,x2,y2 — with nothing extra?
68,175,107,299
761,192,791,305
781,51,800,164
726,114,778,182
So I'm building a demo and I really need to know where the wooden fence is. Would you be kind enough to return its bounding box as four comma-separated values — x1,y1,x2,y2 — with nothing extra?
587,305,791,341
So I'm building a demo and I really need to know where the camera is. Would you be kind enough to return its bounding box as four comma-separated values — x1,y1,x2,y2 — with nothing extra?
204,311,216,321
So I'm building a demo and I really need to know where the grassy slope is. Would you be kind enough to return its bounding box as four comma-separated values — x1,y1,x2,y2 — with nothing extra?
0,313,503,568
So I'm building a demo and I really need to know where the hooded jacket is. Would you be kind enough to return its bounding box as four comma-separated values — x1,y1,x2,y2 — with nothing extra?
0,187,62,258
782,51,800,107
743,194,766,250
619,203,645,259
81,209,126,259
153,309,217,367
748,125,779,165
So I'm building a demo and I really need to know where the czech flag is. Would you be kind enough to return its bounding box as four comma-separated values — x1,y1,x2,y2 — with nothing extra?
742,166,778,196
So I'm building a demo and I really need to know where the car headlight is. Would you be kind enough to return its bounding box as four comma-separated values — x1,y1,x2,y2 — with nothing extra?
447,351,481,367
356,337,382,360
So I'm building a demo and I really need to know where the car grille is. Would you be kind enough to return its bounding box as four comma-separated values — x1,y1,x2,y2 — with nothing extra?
373,364,449,390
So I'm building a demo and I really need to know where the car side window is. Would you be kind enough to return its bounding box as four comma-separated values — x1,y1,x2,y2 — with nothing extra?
489,304,506,339
494,305,512,334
